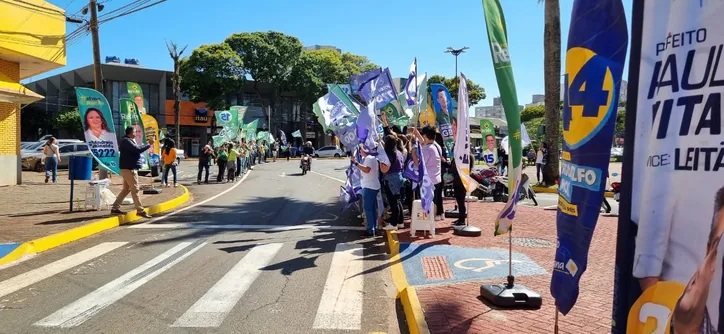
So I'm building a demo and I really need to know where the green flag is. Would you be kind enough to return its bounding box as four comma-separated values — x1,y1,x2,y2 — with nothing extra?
243,120,258,142
483,0,523,236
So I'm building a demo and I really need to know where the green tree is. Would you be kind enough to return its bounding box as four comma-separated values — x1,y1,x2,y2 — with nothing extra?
427,74,486,106
225,31,303,131
179,43,244,110
615,109,625,136
340,52,378,78
521,105,545,122
55,108,83,138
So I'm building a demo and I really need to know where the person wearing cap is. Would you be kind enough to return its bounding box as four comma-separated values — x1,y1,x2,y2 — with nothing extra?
111,126,152,218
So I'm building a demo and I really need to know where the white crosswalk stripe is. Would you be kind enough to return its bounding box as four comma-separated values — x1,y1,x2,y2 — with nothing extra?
313,243,364,330
34,241,206,328
0,242,127,299
0,240,371,331
171,242,284,328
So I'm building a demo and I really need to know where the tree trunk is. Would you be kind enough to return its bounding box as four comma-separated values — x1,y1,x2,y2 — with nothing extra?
173,61,181,146
543,0,561,185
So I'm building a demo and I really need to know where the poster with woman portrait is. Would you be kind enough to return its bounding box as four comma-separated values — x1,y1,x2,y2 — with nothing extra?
75,87,120,174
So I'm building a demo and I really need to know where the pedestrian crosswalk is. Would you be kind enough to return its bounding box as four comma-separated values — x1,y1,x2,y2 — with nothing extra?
0,240,372,331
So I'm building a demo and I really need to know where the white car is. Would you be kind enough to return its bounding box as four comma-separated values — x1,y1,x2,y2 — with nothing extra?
314,146,345,158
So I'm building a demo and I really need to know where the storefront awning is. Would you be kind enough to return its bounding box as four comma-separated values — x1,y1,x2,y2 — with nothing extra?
0,72,43,104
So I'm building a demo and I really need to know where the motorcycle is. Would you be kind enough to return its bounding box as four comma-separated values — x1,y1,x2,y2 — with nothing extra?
470,167,509,203
610,172,621,202
300,155,311,175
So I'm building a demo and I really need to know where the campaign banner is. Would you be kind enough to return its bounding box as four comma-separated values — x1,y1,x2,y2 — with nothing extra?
480,119,497,167
75,87,120,174
244,120,258,143
350,68,382,95
614,1,724,333
550,0,628,316
327,84,353,97
430,83,455,154
119,98,149,170
141,114,161,167
482,0,523,236
454,73,479,193
126,82,147,114
292,129,302,138
215,110,239,130
358,68,398,108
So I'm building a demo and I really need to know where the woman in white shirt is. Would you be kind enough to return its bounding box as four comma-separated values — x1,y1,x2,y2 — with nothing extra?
42,137,60,184
352,144,389,237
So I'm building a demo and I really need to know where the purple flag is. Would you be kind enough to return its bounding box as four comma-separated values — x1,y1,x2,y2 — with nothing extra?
341,160,362,212
417,141,434,215
403,142,424,185
405,58,417,106
356,98,379,155
358,68,397,108
350,68,382,95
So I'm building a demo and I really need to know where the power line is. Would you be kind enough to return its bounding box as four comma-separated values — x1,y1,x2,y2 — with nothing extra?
98,0,149,19
98,0,166,23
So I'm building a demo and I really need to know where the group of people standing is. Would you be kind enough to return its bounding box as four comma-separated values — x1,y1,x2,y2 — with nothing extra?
195,138,290,184
351,114,471,237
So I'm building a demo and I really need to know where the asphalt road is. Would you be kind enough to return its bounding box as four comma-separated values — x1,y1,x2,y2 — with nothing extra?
0,160,401,334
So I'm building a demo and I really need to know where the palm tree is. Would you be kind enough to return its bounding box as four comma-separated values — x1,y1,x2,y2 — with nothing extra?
540,0,561,185
165,40,188,146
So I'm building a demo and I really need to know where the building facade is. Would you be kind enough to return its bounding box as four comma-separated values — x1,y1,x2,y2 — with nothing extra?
0,0,66,186
23,63,322,156
303,45,342,53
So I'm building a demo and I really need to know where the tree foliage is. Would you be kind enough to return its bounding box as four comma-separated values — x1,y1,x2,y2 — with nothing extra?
55,108,83,138
179,43,244,110
521,105,545,122
427,74,486,106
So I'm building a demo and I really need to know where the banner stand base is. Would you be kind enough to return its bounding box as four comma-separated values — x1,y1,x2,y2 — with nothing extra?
480,276,542,308
453,224,481,236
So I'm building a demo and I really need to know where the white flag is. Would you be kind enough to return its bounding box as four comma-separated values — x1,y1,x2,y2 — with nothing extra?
454,73,479,193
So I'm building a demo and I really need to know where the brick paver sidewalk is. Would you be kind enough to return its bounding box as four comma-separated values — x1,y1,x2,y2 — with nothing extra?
0,171,184,243
396,200,617,334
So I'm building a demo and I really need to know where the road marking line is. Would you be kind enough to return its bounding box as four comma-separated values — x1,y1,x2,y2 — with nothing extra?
134,171,251,226
0,242,127,299
128,223,365,231
313,243,364,330
310,171,345,183
34,241,206,328
171,243,284,327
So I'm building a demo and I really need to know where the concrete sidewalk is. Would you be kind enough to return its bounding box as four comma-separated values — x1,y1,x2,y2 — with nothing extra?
394,200,617,334
0,171,188,264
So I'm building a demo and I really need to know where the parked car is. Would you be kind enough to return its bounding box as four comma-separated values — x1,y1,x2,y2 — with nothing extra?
21,139,83,155
22,142,95,172
313,146,345,158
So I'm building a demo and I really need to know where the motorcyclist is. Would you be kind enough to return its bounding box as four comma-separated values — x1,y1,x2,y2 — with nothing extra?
301,141,315,171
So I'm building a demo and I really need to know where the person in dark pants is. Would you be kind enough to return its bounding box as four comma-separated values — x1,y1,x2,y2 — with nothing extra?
197,145,213,184
450,151,474,226
216,146,228,182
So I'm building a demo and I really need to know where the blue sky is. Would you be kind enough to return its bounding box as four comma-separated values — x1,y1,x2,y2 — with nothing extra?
37,0,633,108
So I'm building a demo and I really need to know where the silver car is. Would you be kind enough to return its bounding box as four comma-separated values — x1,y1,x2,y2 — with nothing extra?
22,143,94,172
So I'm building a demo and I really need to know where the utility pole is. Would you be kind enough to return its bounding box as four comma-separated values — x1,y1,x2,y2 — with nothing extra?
88,0,107,178
165,40,187,146
444,46,470,77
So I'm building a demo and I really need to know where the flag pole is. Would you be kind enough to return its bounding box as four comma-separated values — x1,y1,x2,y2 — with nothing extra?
414,58,418,127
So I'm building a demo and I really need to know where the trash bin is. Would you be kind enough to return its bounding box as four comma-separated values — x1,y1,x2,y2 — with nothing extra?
69,156,92,181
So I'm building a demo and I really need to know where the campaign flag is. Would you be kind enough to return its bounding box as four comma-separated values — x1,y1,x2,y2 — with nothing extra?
350,68,382,94
417,141,435,215
334,123,359,150
126,82,147,114
215,110,239,130
279,130,287,146
119,98,149,170
341,160,362,211
357,96,380,155
244,120,258,142
230,106,248,127
430,83,455,154
212,135,225,148
550,0,628,316
480,119,498,167
316,86,359,131
405,58,417,106
76,87,120,174
358,68,397,108
483,0,524,236
327,83,353,97
291,130,302,138
454,74,479,193
140,114,161,167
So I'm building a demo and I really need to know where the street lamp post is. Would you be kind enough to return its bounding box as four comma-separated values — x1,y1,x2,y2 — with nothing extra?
444,46,470,77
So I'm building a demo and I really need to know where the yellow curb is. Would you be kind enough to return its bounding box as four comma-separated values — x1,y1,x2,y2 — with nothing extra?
0,185,191,266
386,230,429,334
531,186,614,198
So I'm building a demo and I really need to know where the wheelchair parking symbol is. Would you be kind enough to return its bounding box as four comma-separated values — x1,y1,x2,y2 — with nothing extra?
454,258,521,272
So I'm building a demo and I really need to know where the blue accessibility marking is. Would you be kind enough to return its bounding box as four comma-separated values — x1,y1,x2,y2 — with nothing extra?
399,243,547,287
0,243,22,259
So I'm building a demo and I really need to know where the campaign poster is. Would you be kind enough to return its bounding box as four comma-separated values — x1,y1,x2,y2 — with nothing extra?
480,119,497,167
418,93,437,128
141,114,161,167
119,98,149,169
430,83,455,154
230,105,248,128
126,82,147,114
615,1,724,333
75,87,120,174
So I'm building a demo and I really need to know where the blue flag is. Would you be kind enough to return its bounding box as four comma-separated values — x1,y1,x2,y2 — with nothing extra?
350,68,382,95
358,68,398,108
550,0,628,315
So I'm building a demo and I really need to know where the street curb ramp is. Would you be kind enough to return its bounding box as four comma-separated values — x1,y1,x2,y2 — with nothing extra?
0,185,191,266
386,230,430,334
